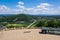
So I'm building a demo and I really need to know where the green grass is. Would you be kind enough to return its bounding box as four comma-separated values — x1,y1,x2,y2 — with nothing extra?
6,23,28,28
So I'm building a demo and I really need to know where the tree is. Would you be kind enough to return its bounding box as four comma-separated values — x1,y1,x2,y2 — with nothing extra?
36,19,47,27
58,20,60,28
47,20,59,28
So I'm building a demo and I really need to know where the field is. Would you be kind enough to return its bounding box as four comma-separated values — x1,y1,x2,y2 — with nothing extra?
0,29,60,40
6,24,28,28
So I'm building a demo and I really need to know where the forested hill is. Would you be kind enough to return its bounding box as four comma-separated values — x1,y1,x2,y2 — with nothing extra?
0,14,60,24
0,14,60,28
0,14,40,24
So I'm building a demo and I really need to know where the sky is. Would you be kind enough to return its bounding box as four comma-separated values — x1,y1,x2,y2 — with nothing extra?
0,0,60,15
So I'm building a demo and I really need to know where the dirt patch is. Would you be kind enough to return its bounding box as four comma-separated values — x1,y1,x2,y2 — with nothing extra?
0,29,60,40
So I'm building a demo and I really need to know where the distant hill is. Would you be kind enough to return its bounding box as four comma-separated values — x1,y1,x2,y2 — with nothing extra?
0,14,60,24
0,14,40,24
0,14,60,28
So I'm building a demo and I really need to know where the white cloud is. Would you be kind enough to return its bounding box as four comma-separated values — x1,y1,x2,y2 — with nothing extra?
17,1,25,9
36,3,52,11
17,5,25,9
23,3,52,15
0,5,11,14
0,5,22,14
0,1,60,15
18,1,24,5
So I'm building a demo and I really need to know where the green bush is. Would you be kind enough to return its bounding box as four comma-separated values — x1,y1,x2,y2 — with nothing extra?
35,19,60,28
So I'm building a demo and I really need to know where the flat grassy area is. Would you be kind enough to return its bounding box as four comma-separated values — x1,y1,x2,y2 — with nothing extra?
6,24,29,28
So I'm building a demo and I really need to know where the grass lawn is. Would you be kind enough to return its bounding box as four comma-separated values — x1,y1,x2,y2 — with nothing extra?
6,24,28,28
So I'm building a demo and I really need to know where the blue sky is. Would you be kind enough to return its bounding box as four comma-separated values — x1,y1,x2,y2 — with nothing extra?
0,0,60,8
0,0,60,15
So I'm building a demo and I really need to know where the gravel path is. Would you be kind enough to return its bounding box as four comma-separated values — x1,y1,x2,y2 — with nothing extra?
0,29,60,40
